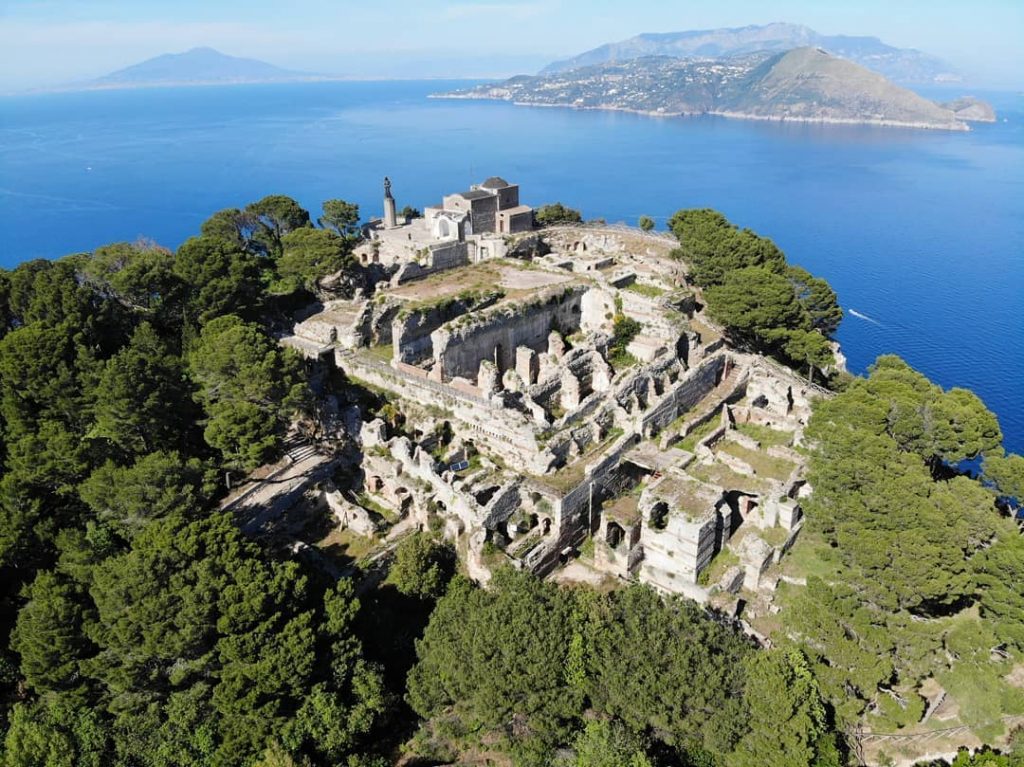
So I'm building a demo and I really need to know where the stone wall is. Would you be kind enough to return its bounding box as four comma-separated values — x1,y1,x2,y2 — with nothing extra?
494,185,518,209
367,299,401,346
392,292,502,364
392,241,472,285
444,194,499,235
338,351,546,472
481,482,524,529
639,354,728,436
432,286,589,382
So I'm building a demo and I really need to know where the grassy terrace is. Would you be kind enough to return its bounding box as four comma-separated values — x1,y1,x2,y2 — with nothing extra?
699,547,739,586
365,343,394,363
668,482,719,525
677,415,720,452
316,527,380,569
609,350,640,372
734,421,794,448
717,440,797,481
603,493,640,525
689,315,722,345
690,460,770,495
387,258,580,307
778,528,841,582
758,525,791,547
624,282,666,298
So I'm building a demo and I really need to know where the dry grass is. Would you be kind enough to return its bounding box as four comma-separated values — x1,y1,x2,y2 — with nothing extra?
718,440,796,481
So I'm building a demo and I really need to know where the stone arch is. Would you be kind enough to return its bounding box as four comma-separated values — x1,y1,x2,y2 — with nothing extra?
438,218,451,238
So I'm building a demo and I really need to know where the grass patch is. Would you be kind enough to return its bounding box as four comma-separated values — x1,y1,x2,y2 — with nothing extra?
734,422,794,448
690,316,722,344
678,416,720,452
317,527,379,569
758,525,791,547
537,430,625,493
357,493,398,522
699,548,739,586
718,440,796,481
624,282,666,298
365,343,394,363
939,659,1024,741
609,350,640,372
779,528,841,582
395,288,504,318
578,536,595,561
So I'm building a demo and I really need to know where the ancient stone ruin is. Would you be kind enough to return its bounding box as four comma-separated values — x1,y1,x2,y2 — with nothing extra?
281,178,829,606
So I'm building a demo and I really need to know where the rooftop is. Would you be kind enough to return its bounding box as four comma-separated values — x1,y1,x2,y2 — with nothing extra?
456,190,494,201
646,474,721,524
480,176,510,189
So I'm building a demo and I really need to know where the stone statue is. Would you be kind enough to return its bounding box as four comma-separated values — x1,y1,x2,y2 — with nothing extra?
384,176,393,199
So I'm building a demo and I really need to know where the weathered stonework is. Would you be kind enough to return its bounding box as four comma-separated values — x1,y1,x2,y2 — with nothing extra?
283,190,830,598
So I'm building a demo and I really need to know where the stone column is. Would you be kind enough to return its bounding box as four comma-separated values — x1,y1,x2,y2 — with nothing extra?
516,346,538,385
383,176,397,228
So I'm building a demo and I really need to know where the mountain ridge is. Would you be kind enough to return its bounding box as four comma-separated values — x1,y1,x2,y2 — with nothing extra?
541,22,960,86
440,47,991,132
67,47,334,91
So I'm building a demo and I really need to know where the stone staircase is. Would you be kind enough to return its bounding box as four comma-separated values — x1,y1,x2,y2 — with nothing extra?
283,436,319,464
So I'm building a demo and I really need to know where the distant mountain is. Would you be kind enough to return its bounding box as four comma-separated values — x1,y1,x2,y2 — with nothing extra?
440,47,992,131
540,23,960,86
78,47,326,90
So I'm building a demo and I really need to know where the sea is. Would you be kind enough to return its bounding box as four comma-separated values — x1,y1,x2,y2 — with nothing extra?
1,81,1022,453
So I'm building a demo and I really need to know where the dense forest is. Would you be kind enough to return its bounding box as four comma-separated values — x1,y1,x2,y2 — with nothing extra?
0,197,1022,766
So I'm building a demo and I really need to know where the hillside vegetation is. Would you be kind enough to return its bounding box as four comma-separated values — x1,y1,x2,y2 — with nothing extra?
0,197,1021,766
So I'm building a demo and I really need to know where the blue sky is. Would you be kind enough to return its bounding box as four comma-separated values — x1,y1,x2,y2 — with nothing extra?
2,0,1022,89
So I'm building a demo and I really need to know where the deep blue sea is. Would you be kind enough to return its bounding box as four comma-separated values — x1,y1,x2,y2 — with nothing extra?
1,81,1022,452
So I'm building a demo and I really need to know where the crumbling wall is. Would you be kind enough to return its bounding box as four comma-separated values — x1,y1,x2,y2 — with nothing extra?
432,286,588,382
392,241,472,285
338,351,545,472
366,298,401,346
640,354,728,436
392,291,502,364
481,482,524,529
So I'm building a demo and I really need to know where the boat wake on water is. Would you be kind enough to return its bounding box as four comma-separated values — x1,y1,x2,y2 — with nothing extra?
847,309,884,326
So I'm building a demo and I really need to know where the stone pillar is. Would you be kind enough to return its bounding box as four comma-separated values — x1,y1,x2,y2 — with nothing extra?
591,352,613,392
538,352,558,381
560,369,582,412
383,176,398,228
516,346,538,385
502,369,523,393
383,195,397,229
548,331,566,359
478,360,500,395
